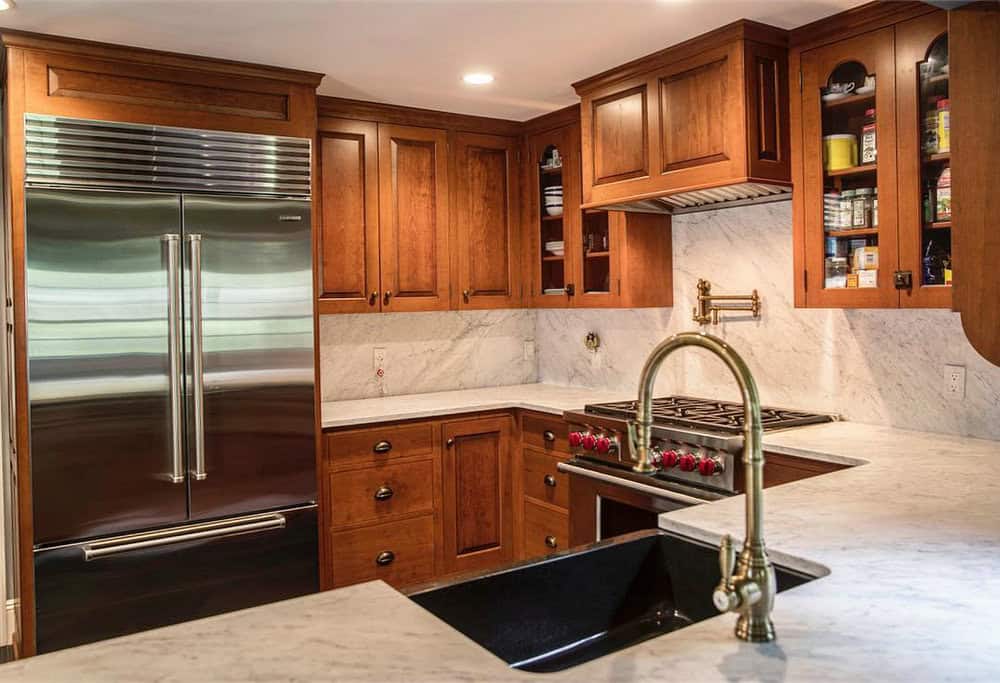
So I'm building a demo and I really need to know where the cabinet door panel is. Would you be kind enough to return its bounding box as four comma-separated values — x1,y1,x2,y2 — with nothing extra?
378,124,450,312
454,133,520,308
317,118,380,314
659,58,728,172
591,86,648,184
441,415,513,575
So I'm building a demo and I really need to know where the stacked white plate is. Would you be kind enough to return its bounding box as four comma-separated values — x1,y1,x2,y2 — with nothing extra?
544,240,565,256
543,185,563,216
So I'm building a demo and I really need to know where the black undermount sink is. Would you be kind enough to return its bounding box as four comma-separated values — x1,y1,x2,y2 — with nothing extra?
409,530,816,673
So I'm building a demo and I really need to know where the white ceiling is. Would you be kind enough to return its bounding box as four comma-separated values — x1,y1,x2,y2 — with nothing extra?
0,0,869,121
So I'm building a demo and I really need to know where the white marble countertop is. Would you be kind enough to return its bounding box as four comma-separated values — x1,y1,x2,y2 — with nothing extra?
3,421,999,681
321,383,632,428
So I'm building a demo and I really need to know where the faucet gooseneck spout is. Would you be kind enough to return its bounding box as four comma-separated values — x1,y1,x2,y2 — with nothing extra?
625,331,776,642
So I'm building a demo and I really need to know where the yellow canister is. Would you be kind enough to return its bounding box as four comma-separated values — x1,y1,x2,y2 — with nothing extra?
823,134,858,171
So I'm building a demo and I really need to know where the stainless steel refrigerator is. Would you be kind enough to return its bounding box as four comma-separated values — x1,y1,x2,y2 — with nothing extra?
23,115,318,652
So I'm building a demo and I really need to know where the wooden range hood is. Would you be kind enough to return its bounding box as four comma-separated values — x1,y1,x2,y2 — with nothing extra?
572,20,792,215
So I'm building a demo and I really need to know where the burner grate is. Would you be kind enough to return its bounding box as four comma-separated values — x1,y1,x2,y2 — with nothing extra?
583,395,833,433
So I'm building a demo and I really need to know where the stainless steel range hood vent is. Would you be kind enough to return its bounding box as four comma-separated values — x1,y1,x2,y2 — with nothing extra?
24,114,312,197
592,182,792,216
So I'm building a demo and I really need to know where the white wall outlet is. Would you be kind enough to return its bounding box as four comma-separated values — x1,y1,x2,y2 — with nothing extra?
523,340,535,362
373,347,387,375
944,364,966,399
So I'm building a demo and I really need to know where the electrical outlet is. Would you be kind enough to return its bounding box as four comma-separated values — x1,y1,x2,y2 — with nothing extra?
373,347,387,374
944,364,966,399
523,340,535,362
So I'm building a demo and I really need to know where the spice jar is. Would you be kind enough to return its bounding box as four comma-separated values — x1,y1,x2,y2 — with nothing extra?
936,98,950,153
852,187,873,228
861,108,877,164
840,189,856,229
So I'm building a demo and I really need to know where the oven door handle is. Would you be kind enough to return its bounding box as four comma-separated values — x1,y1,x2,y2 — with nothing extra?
557,462,711,507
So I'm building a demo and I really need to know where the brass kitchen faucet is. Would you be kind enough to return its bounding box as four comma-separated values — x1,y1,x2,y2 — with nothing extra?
626,331,776,642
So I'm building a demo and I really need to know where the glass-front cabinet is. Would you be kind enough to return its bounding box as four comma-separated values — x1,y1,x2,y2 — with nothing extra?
800,28,899,308
797,9,952,309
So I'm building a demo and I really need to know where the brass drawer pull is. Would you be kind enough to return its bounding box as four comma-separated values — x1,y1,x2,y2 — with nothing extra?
544,536,558,549
543,430,556,442
374,485,394,501
446,438,455,448
373,440,392,454
375,550,395,566
543,474,557,488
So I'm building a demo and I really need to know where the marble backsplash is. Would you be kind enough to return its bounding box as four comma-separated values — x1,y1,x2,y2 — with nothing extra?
537,201,1000,441
319,308,536,401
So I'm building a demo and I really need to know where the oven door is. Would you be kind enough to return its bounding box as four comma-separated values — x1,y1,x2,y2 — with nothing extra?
560,460,722,545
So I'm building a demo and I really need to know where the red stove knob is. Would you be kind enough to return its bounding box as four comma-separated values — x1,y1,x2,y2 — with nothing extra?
568,431,584,448
582,434,597,451
661,450,679,468
596,436,613,454
698,457,721,476
678,453,698,472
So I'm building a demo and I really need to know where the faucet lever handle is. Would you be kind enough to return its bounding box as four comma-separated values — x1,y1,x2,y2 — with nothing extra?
719,534,735,587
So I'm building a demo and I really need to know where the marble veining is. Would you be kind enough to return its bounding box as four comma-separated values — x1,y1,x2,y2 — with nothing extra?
3,421,998,681
319,309,535,402
537,201,1000,440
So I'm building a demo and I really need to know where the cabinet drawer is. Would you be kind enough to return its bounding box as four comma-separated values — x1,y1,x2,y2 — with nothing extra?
521,412,569,453
328,459,434,529
330,514,434,589
523,500,569,559
325,421,436,468
522,447,568,510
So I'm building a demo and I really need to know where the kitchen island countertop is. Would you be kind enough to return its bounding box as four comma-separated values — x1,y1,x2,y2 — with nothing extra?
1,420,999,681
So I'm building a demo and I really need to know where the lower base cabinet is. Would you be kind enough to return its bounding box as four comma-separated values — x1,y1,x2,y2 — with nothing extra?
523,499,569,558
330,514,435,588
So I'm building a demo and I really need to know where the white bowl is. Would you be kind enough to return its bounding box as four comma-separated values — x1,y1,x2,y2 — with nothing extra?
545,205,564,217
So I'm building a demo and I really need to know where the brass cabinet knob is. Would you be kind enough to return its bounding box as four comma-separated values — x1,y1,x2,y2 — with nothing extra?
544,536,558,549
369,290,378,306
383,290,393,306
446,437,455,448
462,289,471,303
375,550,395,566
543,474,557,488
372,440,392,454
542,430,556,442
565,283,575,296
374,485,394,501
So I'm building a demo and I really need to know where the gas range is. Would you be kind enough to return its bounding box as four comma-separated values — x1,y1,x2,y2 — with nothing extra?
563,396,835,498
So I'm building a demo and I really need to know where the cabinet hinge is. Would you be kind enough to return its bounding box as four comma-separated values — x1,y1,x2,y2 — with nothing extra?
5,298,13,332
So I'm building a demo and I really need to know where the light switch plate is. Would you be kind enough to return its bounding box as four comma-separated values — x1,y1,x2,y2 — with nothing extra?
523,340,535,361
373,347,387,374
944,364,966,399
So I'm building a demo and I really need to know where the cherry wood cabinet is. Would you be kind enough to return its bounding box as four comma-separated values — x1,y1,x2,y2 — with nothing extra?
523,108,673,310
452,132,522,309
378,124,451,312
316,118,380,313
790,3,957,310
952,2,1000,366
572,21,790,212
440,415,514,574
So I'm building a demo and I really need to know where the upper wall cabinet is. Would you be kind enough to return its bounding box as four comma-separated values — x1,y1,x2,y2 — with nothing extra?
790,3,953,309
572,21,791,213
315,98,523,314
452,132,521,309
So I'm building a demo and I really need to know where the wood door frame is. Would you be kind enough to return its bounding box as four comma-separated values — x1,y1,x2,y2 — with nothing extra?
377,123,451,312
799,27,900,308
451,131,522,310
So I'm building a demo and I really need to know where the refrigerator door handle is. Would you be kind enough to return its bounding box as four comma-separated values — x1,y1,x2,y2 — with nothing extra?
81,512,287,561
163,234,185,484
188,233,207,481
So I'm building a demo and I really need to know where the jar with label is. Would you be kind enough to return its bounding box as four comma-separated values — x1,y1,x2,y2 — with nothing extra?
872,188,878,227
824,191,841,230
936,98,950,153
840,189,856,229
852,187,873,228
935,166,951,221
924,96,942,154
860,108,877,164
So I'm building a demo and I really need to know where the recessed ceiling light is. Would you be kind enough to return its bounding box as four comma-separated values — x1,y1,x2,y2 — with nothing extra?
462,72,494,86
0,0,15,10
